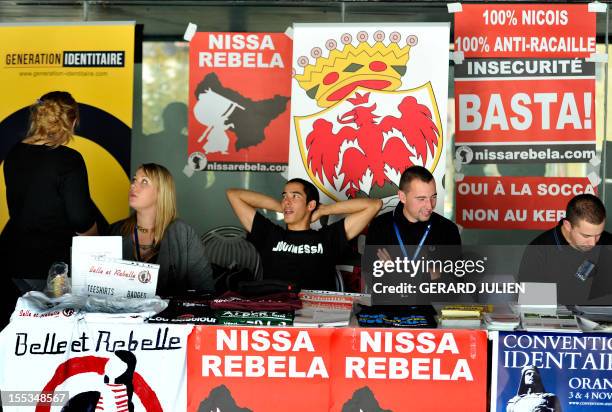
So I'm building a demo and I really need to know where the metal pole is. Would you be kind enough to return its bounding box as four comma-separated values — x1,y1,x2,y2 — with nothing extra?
602,6,609,204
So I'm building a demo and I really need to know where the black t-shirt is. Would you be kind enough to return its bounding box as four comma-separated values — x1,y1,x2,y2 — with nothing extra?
365,203,461,287
247,212,349,291
0,143,97,278
518,220,612,304
366,203,461,248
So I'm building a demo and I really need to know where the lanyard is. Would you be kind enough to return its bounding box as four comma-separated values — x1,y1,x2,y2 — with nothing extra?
134,226,142,261
393,222,431,260
553,226,562,251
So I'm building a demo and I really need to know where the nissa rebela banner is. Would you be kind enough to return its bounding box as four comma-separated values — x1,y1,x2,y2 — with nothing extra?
187,327,488,412
188,32,292,173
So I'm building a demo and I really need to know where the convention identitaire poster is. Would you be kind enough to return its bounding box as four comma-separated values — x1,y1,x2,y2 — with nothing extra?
492,331,612,412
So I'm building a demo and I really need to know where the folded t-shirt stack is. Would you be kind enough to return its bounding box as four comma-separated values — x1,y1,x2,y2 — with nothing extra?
356,304,438,328
215,310,294,326
147,299,217,325
210,291,302,326
210,291,302,311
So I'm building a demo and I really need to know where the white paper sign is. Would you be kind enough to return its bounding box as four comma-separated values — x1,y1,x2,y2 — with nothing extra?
84,258,159,299
71,236,122,295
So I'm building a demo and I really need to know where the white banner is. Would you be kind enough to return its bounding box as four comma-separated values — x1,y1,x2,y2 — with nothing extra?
0,319,190,411
289,23,450,214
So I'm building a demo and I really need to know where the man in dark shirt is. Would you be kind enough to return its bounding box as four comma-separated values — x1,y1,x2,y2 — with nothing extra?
226,179,381,290
366,166,461,282
519,194,612,304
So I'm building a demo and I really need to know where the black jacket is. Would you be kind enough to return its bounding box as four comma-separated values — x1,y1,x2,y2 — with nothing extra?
366,202,461,247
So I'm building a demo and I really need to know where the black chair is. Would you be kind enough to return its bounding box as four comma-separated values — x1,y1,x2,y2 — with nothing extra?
201,226,263,280
334,266,346,292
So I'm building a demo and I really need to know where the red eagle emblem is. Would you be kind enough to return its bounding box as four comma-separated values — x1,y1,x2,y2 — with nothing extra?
305,92,440,198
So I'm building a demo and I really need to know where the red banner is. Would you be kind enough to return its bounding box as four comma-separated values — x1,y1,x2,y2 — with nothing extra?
453,4,597,231
187,326,333,411
454,3,596,159
187,327,489,411
454,4,596,58
330,328,488,411
456,78,595,144
188,32,292,172
455,176,596,230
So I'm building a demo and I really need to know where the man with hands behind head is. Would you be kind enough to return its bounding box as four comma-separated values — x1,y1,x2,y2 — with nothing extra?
227,178,381,291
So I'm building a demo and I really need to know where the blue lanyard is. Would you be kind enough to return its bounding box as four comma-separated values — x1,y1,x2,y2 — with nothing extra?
393,222,431,260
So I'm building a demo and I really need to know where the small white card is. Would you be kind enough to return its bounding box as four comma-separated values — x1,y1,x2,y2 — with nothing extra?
518,282,558,310
84,257,159,299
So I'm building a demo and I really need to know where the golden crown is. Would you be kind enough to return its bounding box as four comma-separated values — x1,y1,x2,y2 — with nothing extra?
294,30,416,108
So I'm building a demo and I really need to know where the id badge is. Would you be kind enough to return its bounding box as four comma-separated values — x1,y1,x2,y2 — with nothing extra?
575,260,595,282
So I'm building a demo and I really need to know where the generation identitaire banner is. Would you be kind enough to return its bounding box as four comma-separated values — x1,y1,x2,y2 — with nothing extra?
187,327,488,412
288,24,450,214
491,331,612,412
453,4,597,230
187,32,292,173
0,319,191,411
0,22,135,230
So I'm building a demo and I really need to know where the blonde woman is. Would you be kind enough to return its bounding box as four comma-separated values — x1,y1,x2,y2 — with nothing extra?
110,163,213,296
1,91,98,282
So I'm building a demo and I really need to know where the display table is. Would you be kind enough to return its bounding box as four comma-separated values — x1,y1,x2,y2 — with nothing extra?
1,318,610,411
0,318,488,412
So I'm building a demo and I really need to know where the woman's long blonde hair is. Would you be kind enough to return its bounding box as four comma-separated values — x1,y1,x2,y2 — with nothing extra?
122,163,177,245
25,91,79,147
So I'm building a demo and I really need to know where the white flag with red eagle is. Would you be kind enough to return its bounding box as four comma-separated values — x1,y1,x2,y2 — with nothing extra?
289,23,450,214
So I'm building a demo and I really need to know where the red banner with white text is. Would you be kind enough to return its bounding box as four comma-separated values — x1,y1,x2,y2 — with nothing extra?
187,326,333,411
187,327,488,411
456,176,597,230
329,328,488,412
454,4,596,160
454,4,596,59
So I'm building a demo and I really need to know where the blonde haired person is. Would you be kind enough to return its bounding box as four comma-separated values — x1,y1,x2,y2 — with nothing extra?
109,163,213,296
0,92,99,301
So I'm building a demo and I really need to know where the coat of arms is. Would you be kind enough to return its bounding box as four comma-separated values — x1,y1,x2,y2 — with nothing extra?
293,30,444,202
